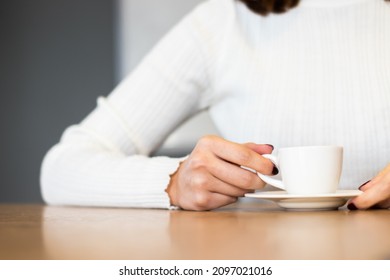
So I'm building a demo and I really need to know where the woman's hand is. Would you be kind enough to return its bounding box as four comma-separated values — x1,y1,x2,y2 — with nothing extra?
166,135,276,211
348,164,390,210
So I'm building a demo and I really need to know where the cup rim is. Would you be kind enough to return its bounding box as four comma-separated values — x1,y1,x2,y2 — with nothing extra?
278,145,343,151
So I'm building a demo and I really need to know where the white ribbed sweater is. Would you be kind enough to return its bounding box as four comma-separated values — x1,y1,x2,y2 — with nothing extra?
40,0,390,208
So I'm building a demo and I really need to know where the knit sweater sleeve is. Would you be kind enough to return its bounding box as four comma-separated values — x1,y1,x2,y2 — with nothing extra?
40,0,224,208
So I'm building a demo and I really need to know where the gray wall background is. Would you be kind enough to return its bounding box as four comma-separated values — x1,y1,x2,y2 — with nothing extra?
0,0,114,202
0,0,215,203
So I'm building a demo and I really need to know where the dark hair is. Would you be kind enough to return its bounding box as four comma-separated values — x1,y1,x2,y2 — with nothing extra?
238,0,390,16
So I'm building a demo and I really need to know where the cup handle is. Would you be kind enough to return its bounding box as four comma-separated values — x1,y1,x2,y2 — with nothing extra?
257,154,285,190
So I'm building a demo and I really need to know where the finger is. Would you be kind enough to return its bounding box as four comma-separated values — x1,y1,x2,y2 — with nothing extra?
208,177,253,197
244,143,274,155
208,157,266,190
376,198,390,209
203,137,274,175
376,163,390,177
207,192,238,210
191,191,237,211
358,180,372,191
348,187,387,210
191,168,254,196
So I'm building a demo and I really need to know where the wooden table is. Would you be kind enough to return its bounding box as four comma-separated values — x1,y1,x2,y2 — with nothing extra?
1,201,390,260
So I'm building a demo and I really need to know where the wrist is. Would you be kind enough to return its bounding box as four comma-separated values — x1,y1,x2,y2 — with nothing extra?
165,161,184,208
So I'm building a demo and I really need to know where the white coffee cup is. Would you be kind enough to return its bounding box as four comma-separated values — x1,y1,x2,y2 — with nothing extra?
257,146,343,195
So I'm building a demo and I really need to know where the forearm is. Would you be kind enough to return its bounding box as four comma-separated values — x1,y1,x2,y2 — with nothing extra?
40,135,185,208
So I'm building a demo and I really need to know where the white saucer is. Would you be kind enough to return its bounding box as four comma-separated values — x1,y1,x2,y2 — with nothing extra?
245,190,362,211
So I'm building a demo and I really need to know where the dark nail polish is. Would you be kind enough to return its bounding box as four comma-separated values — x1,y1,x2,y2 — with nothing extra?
272,165,279,175
266,144,274,151
347,203,358,211
359,180,371,190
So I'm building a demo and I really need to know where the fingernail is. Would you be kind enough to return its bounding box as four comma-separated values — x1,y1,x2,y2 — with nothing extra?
272,165,279,175
347,203,358,211
359,180,371,190
266,144,274,151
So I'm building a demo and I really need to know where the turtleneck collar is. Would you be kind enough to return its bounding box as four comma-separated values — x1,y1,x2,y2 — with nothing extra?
299,0,368,7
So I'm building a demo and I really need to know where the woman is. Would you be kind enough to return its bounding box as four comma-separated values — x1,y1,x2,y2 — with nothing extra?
40,0,390,210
